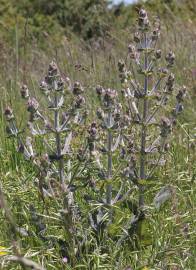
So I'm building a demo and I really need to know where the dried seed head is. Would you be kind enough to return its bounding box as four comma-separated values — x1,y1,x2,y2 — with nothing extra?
27,97,39,113
73,81,84,95
20,84,29,99
4,106,14,121
166,51,175,67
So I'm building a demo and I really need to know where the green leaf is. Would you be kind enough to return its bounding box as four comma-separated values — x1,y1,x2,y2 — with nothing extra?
138,179,155,186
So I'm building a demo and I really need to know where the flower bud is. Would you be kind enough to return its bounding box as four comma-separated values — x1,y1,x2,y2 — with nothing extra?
134,32,141,43
160,117,172,137
118,60,126,73
77,148,86,161
27,97,39,113
45,121,52,130
61,112,69,124
20,84,29,99
57,77,65,91
40,154,50,168
96,85,105,96
96,108,105,120
155,49,162,59
18,143,25,153
4,106,14,121
74,95,85,108
176,86,186,102
139,8,147,18
40,80,48,92
174,103,184,115
88,122,97,140
158,68,168,78
138,9,149,29
48,61,58,77
152,28,160,41
128,44,136,59
104,88,117,107
166,51,175,67
166,73,175,92
164,143,170,152
73,81,84,95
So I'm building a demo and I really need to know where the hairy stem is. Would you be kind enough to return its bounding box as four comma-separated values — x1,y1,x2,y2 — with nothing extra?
139,33,148,209
54,92,75,262
54,93,65,190
106,111,113,218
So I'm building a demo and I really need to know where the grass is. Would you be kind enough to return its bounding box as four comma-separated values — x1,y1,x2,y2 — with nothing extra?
0,4,195,270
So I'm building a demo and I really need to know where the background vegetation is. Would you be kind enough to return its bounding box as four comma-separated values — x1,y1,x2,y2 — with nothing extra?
0,0,195,269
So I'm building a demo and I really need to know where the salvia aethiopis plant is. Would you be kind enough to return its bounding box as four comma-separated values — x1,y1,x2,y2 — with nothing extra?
118,8,186,231
86,87,133,226
4,8,187,266
4,61,87,262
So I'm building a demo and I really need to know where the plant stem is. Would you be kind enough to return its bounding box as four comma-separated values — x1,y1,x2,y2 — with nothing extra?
54,92,75,263
106,111,113,219
139,33,148,209
54,93,65,191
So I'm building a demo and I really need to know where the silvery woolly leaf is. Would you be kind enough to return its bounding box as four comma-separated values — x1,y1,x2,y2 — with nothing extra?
93,151,103,169
26,137,34,157
73,112,80,123
61,132,72,155
22,146,31,160
16,227,29,237
28,122,43,136
149,157,166,166
58,96,64,108
104,115,114,129
112,134,121,152
146,117,157,126
131,101,139,115
153,186,173,209
145,136,161,153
